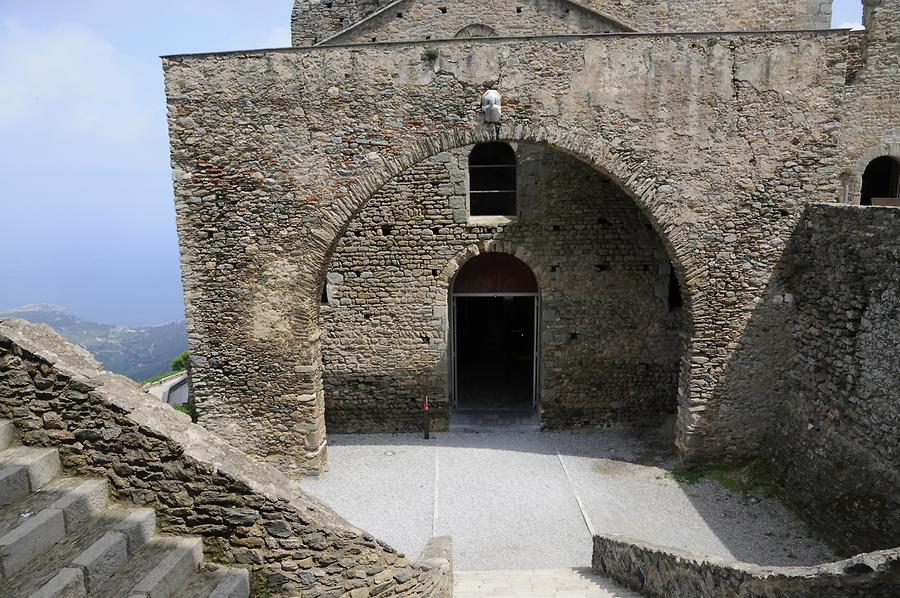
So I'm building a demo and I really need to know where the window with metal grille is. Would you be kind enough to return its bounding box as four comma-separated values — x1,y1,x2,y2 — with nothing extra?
469,142,516,216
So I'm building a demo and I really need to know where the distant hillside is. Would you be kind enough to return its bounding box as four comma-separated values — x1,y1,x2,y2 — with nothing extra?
0,305,188,381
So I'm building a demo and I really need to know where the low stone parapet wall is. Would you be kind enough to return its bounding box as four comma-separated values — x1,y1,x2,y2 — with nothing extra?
417,536,453,597
592,534,900,598
0,318,447,597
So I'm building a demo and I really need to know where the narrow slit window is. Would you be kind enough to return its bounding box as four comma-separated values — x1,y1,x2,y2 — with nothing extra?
469,142,516,216
668,266,683,312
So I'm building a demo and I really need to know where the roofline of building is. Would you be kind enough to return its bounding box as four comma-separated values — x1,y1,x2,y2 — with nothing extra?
312,0,636,48
161,27,853,60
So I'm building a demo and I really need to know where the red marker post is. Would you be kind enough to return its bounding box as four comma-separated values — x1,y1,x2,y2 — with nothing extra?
423,395,430,440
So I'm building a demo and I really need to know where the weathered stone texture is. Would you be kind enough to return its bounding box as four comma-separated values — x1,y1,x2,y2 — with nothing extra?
838,1,900,204
592,534,900,597
764,205,900,553
0,318,451,597
291,0,831,46
321,0,626,45
164,29,856,469
322,143,685,432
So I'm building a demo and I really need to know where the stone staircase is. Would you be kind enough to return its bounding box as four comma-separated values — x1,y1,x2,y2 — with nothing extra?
453,568,641,597
0,420,249,598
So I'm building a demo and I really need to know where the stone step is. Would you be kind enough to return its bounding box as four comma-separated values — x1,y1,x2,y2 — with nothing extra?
453,568,641,597
128,535,204,598
4,506,133,593
0,506,65,579
208,568,251,598
171,566,251,598
26,508,158,597
0,420,14,451
90,535,196,597
0,476,102,538
0,478,108,580
0,429,245,598
0,446,61,492
0,462,30,507
29,566,86,598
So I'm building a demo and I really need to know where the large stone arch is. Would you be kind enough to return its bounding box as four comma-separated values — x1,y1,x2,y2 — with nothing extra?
317,123,702,318
312,122,707,456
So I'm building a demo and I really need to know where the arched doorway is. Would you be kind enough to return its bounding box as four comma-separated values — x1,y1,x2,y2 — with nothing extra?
861,155,900,206
450,253,540,421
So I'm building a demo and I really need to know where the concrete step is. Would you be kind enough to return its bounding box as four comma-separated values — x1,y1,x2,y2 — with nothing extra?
209,568,251,598
453,568,642,597
26,508,158,597
4,506,133,592
128,536,204,598
0,429,244,598
0,446,61,492
0,478,108,580
87,535,189,597
0,476,101,538
0,506,65,579
0,420,14,451
0,463,30,507
171,566,251,598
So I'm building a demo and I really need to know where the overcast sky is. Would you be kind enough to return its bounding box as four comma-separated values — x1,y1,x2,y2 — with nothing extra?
0,1,864,326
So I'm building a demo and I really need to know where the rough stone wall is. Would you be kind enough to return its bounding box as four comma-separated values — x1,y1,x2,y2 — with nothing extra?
292,0,395,45
322,144,684,433
320,0,626,46
592,534,900,597
761,205,900,553
291,0,832,45
575,1,832,32
0,318,451,597
838,0,900,203
659,0,831,32
164,30,856,471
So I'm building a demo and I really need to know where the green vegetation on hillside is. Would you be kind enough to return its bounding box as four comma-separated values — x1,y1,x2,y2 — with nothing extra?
0,307,188,381
171,351,190,372
141,351,190,385
174,402,198,422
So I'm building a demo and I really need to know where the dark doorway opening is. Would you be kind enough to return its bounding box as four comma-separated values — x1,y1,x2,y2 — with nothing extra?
450,253,539,429
455,296,535,409
861,156,900,206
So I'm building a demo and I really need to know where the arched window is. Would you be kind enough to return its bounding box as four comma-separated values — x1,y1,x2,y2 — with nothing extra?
861,156,900,206
469,142,516,216
454,24,498,38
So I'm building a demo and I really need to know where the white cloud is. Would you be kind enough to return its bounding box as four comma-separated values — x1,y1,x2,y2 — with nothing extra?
837,21,865,30
0,19,152,143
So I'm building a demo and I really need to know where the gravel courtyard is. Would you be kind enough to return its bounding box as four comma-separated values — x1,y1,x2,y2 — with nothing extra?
299,424,834,571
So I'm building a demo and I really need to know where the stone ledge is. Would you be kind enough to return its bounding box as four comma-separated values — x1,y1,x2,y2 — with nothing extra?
0,318,448,596
0,317,331,522
417,536,453,597
592,534,900,597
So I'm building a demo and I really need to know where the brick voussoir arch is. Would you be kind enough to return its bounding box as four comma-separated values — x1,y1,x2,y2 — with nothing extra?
313,120,711,454
436,241,548,294
320,121,701,315
843,142,900,204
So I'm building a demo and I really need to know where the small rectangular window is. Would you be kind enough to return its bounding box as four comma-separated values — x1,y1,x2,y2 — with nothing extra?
469,142,517,216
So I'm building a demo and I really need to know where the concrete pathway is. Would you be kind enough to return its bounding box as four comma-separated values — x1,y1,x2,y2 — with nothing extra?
453,569,641,597
300,426,834,571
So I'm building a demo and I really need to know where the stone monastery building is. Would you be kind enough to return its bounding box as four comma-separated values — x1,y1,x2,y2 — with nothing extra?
164,0,899,553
